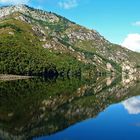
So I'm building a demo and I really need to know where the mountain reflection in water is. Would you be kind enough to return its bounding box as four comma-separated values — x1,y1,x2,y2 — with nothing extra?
0,75,140,140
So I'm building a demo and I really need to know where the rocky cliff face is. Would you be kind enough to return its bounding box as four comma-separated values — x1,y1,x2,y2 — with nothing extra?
0,4,140,75
0,5,59,22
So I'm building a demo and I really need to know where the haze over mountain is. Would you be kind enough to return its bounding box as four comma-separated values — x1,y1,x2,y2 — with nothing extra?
0,5,140,76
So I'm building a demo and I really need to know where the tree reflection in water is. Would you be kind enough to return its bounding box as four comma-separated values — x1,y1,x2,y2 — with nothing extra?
0,75,140,140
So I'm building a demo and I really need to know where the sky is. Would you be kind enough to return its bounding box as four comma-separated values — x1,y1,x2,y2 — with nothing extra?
0,0,140,52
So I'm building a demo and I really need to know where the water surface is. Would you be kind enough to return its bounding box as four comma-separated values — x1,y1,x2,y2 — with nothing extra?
37,96,140,140
0,75,140,140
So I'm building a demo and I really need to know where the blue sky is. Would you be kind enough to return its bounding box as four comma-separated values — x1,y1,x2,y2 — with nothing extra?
0,0,140,52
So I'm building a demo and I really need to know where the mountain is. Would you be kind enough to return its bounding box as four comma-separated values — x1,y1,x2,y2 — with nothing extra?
0,4,140,76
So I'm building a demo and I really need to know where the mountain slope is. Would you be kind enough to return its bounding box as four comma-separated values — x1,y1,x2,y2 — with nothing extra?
0,5,140,76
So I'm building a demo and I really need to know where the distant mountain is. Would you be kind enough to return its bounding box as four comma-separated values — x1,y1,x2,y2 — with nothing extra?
0,4,140,76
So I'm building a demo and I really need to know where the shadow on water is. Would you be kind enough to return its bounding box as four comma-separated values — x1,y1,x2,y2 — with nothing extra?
0,75,140,140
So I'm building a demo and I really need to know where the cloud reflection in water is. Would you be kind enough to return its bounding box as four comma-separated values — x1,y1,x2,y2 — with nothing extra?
123,96,140,115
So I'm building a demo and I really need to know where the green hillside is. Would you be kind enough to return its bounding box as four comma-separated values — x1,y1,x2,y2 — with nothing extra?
0,5,140,77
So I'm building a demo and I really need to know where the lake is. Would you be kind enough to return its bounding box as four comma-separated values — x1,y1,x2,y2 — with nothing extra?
0,75,140,140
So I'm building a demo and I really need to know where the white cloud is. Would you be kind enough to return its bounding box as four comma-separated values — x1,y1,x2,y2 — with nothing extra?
58,0,78,9
132,21,140,26
0,0,30,4
122,96,140,115
121,33,140,52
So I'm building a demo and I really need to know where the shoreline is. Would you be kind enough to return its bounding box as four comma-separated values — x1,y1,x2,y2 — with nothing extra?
0,74,32,81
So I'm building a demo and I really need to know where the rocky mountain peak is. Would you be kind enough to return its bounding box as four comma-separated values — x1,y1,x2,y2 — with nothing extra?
0,4,60,22
0,4,28,18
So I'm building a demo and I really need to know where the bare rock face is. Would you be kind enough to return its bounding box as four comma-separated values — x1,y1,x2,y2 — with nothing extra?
0,5,59,23
32,25,46,37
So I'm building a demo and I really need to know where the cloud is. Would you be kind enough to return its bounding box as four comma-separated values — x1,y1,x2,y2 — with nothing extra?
58,0,78,9
132,21,140,26
0,0,30,4
121,33,140,52
122,96,140,115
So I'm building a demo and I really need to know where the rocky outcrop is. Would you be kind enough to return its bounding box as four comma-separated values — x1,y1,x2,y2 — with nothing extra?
0,5,59,22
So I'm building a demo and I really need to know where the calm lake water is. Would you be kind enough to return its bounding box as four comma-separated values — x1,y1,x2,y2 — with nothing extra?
0,75,140,140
